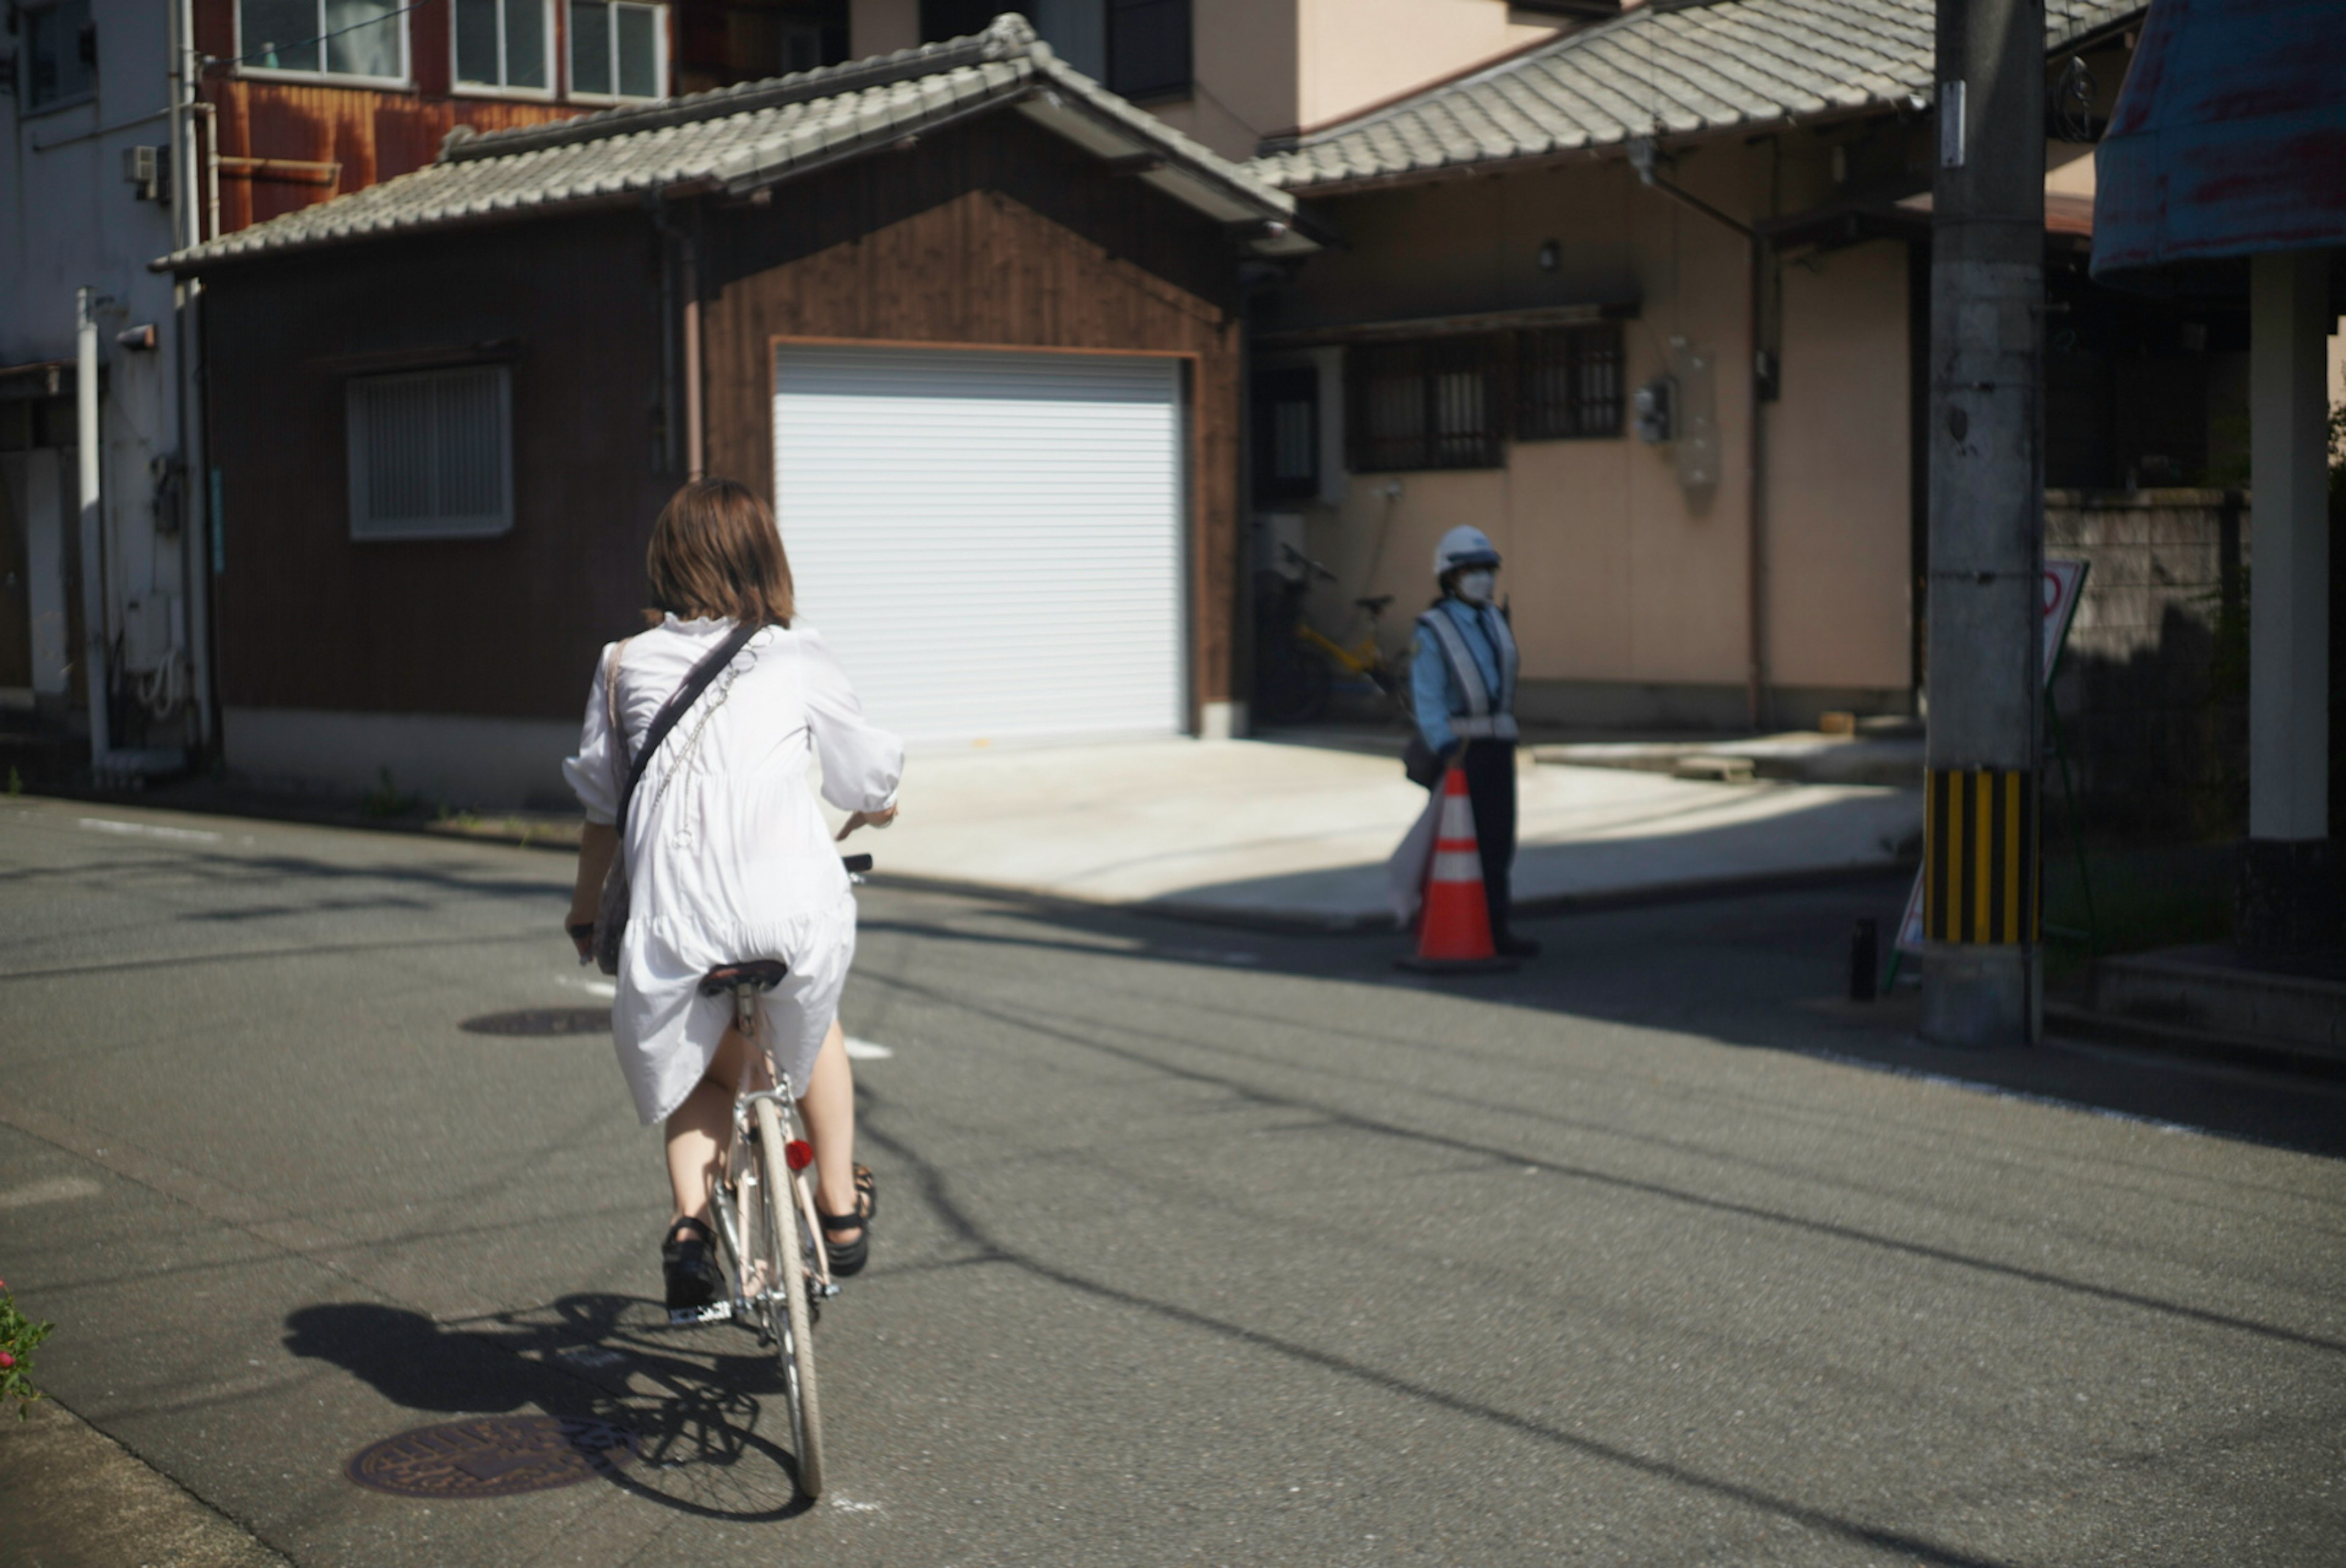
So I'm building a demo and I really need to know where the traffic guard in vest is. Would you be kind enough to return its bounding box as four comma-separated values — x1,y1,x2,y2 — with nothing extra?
1405,526,1537,958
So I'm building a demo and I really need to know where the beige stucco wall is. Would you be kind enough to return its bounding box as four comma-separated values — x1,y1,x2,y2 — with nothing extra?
1292,0,1559,135
847,1,1562,160
854,0,919,56
1270,139,1916,718
1765,239,1912,691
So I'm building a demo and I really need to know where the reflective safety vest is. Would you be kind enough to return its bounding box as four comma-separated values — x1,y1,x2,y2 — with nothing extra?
1416,601,1519,742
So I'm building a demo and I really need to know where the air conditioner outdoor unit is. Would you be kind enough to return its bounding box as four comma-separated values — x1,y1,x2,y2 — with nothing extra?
122,145,167,203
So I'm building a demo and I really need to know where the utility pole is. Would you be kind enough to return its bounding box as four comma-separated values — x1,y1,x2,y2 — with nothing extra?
1923,0,2046,1046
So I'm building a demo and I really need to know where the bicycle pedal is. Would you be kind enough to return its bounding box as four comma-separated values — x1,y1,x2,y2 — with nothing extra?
667,1300,736,1328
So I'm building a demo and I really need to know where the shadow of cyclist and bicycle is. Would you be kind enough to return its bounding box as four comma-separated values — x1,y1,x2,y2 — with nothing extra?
283,1295,814,1520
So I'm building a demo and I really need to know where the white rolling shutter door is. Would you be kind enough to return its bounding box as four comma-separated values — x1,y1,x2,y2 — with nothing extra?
775,345,1185,748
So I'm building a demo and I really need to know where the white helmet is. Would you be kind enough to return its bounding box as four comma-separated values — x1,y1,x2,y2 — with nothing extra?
1433,525,1500,578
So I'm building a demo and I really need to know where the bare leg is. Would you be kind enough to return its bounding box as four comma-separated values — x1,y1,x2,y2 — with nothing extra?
798,1018,861,1240
664,1027,763,1225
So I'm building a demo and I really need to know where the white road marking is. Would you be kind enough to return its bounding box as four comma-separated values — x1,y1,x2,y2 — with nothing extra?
555,974,618,999
828,1496,882,1514
78,817,222,844
844,1037,893,1060
0,1176,103,1209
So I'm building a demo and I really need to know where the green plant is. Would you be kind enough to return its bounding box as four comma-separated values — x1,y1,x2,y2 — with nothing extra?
0,1278,54,1420
5,765,20,797
361,766,423,819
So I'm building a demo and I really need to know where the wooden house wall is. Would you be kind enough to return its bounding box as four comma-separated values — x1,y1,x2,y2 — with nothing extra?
202,214,668,719
192,0,583,233
700,112,1246,715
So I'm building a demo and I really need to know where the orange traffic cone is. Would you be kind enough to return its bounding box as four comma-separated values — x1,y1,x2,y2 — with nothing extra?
1399,765,1516,973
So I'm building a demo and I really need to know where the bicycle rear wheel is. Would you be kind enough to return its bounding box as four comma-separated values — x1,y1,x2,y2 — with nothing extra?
1255,637,1332,726
753,1097,825,1497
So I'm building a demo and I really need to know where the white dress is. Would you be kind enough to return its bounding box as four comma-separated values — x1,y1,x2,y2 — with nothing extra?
564,614,903,1126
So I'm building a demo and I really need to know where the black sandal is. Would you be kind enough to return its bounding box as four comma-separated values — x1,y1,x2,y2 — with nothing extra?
818,1165,877,1277
662,1216,722,1313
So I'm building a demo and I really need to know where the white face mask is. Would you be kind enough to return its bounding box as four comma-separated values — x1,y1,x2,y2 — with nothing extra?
1455,570,1496,605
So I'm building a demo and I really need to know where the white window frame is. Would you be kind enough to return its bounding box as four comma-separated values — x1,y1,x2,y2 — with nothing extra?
450,0,557,98
235,0,413,90
346,364,516,542
565,0,668,104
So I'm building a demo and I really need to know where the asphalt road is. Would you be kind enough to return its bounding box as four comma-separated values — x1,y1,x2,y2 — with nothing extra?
2,794,2342,1567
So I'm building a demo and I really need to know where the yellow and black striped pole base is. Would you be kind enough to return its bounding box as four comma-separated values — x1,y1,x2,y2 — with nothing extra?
1925,769,2038,945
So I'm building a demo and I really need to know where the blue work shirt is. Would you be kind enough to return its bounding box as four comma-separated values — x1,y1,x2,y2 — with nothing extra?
1411,597,1508,754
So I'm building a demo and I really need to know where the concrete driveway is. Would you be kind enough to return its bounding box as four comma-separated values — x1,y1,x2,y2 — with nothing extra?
861,738,1920,927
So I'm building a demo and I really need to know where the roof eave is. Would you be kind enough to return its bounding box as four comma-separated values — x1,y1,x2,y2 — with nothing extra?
153,180,720,275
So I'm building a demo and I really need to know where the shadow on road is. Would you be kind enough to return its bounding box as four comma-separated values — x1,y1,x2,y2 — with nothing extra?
861,873,2346,1161
284,1297,813,1520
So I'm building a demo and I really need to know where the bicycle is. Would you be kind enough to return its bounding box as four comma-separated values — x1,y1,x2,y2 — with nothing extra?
1253,544,1411,726
677,851,875,1500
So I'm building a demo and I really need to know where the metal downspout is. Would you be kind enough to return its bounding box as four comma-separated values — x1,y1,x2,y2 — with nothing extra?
650,195,705,480
174,0,216,754
75,288,111,766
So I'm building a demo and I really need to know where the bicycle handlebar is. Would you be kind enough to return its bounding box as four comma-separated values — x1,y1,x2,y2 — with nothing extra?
1279,542,1338,582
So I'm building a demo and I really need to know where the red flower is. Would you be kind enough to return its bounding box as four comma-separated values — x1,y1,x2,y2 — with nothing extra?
0,1352,15,1369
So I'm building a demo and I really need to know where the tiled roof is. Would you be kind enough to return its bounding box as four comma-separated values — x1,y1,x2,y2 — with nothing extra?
1250,0,2143,192
160,15,1305,272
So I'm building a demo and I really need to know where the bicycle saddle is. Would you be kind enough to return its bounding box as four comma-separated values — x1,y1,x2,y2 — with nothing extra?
698,960,790,996
1355,594,1394,613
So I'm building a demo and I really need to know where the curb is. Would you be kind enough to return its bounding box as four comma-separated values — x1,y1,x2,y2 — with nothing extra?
0,1394,294,1568
2042,1001,2346,1082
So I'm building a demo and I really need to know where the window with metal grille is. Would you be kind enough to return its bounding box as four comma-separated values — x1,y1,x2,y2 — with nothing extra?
24,1,97,109
1516,323,1623,440
1345,337,1505,473
1108,0,1189,99
1252,366,1319,501
346,366,513,541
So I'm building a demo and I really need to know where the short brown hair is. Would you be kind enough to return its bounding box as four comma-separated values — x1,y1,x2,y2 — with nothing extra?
645,478,794,627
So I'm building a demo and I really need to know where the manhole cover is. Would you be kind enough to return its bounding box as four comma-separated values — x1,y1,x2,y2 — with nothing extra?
459,1007,611,1037
347,1416,638,1498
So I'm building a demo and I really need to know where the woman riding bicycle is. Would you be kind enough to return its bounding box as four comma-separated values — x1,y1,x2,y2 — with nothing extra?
563,478,903,1314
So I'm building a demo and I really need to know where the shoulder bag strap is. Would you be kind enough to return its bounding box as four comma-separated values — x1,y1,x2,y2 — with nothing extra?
613,619,762,834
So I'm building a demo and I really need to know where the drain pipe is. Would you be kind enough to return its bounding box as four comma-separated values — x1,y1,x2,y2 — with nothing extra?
76,286,112,767
1629,139,1772,731
649,192,704,480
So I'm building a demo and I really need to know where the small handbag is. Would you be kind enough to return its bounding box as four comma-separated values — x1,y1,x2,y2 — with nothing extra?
593,620,764,976
1403,734,1446,790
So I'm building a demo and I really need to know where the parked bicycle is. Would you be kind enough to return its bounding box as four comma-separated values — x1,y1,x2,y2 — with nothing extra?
1253,544,1411,726
674,850,876,1500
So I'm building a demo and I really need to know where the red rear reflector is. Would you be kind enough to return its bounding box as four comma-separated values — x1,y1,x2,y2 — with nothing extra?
785,1139,814,1171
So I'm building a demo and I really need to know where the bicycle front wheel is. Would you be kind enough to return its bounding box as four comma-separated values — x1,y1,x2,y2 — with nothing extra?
753,1097,825,1498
